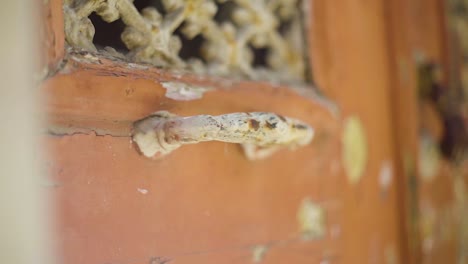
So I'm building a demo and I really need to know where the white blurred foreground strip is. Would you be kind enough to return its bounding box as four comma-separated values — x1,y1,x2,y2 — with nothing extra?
0,2,53,264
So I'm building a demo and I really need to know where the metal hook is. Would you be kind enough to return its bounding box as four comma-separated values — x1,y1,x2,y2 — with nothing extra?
132,111,314,160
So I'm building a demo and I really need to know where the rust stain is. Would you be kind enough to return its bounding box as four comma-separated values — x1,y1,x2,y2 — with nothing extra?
292,124,309,130
277,115,287,122
265,121,277,129
249,119,260,131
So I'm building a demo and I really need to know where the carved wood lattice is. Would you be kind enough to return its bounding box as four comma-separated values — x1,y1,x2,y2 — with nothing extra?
64,0,308,83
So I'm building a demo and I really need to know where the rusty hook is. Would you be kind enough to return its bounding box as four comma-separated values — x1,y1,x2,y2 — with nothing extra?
132,111,314,160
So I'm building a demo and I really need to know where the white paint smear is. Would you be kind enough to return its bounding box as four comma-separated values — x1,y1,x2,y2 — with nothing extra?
137,188,148,195
161,81,212,101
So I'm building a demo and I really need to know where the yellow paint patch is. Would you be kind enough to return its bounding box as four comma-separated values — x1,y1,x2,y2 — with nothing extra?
297,198,326,240
252,245,268,263
418,134,440,182
342,116,368,184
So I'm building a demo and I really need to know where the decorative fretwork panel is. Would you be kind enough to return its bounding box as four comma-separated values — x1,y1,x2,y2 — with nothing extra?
64,0,308,82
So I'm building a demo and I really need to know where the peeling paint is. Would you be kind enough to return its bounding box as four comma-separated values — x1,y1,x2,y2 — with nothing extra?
342,116,367,184
61,49,340,120
69,53,102,64
133,111,314,160
126,63,149,70
161,81,213,101
252,245,268,263
297,198,326,240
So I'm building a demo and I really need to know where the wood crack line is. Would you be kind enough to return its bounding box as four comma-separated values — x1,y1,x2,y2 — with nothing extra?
46,129,130,138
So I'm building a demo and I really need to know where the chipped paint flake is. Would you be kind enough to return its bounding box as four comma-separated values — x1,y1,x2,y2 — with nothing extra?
252,245,268,263
137,188,148,194
161,81,213,101
342,116,367,184
297,198,326,240
133,111,314,160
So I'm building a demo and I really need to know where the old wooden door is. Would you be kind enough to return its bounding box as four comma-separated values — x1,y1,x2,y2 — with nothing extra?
40,0,467,263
